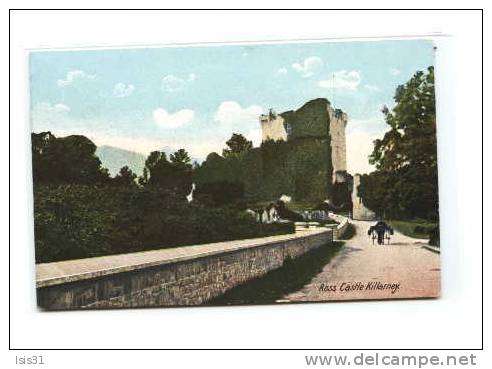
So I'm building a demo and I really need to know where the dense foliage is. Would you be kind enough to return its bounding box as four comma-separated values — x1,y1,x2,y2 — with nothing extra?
32,132,110,185
138,149,192,194
194,180,246,207
193,137,333,205
358,67,438,221
34,185,294,263
32,132,294,263
222,133,253,157
112,166,138,188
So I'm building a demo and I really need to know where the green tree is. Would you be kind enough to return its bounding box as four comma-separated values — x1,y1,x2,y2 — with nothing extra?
370,66,437,172
139,149,193,194
113,166,137,187
222,133,253,157
139,151,174,187
31,132,110,185
169,149,193,194
138,167,149,187
170,148,192,170
360,66,438,220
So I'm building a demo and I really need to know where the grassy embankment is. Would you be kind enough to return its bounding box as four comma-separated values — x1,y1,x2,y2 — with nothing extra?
337,222,356,240
208,241,343,305
208,218,355,305
388,219,437,239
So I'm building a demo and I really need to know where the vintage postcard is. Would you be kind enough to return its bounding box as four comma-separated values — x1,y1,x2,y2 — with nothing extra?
30,39,440,310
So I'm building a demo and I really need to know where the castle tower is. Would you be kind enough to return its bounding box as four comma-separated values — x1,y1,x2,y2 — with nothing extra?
259,98,348,187
327,104,348,183
259,109,289,142
259,104,348,169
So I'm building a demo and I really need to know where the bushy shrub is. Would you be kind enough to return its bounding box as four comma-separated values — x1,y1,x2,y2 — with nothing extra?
194,180,245,208
413,225,429,235
34,185,294,263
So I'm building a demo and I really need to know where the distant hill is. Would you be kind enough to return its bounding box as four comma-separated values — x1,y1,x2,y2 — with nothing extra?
96,145,146,177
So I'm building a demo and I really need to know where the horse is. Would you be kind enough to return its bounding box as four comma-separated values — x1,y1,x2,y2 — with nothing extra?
368,221,394,245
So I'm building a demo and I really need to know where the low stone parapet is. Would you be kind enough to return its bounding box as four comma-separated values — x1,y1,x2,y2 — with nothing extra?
328,214,350,239
36,227,334,310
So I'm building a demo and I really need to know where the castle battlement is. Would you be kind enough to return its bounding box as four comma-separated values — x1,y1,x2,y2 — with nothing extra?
260,110,289,142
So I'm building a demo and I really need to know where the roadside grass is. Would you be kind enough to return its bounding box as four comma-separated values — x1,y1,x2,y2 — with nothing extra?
388,219,437,240
207,241,343,305
338,223,356,240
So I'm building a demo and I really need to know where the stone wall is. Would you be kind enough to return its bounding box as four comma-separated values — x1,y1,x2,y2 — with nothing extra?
36,229,333,310
260,114,288,142
335,215,350,239
352,174,376,220
327,214,350,239
327,106,347,182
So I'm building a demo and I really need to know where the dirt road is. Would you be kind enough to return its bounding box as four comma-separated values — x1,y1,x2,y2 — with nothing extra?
282,220,440,302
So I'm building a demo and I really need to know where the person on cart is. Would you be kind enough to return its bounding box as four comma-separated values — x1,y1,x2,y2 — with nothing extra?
368,220,394,245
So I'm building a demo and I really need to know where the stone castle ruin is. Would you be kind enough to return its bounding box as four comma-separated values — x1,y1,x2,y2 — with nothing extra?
260,100,348,184
259,99,375,221
195,97,375,219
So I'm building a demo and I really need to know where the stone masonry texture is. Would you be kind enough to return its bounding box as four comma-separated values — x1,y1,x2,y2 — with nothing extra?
37,229,333,310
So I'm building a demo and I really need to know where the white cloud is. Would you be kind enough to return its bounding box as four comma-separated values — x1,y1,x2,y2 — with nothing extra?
112,82,135,98
275,67,288,77
161,73,196,92
57,70,96,87
318,70,361,91
153,108,195,129
389,68,401,76
292,56,323,77
363,84,380,91
214,101,264,126
34,102,71,114
346,131,378,175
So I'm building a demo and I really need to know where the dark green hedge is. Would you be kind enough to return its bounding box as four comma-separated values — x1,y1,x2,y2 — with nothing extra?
34,185,294,263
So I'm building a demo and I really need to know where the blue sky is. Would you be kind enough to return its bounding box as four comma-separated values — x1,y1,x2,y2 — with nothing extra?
30,39,434,173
